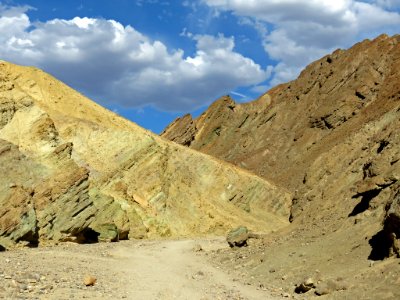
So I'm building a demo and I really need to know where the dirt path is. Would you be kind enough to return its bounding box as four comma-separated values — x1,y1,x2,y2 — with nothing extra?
0,238,278,299
110,238,278,299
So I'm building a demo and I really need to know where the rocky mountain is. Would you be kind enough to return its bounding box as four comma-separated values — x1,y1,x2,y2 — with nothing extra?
0,60,291,249
162,34,400,297
1,33,399,298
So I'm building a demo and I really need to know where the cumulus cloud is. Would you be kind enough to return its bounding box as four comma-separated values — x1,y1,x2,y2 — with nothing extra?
204,0,400,86
0,5,269,111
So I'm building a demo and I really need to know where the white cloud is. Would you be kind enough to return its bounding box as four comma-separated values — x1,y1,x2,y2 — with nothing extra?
374,0,400,9
204,0,400,86
0,5,269,111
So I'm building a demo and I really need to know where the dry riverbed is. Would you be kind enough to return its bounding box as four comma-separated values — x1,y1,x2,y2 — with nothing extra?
0,238,280,300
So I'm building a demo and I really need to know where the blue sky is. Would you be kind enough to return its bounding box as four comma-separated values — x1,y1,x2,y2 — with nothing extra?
0,0,399,133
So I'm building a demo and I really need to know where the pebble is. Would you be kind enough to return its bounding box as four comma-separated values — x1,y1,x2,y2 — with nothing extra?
83,275,97,286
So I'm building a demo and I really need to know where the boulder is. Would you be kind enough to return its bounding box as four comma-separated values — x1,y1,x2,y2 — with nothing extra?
91,223,119,242
226,226,249,248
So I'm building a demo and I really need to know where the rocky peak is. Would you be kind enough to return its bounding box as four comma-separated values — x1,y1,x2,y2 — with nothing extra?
162,34,400,260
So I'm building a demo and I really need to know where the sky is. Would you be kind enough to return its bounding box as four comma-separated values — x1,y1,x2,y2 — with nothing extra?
0,0,399,133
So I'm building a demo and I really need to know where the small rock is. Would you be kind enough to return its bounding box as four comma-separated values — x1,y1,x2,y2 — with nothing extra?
193,244,203,252
315,282,330,296
192,271,205,280
19,284,29,291
83,275,96,286
294,277,315,294
369,261,374,267
304,277,315,286
315,278,347,296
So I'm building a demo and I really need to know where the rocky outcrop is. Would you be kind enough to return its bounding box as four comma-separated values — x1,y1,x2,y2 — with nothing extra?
0,60,291,248
162,34,400,261
162,34,399,192
161,114,196,146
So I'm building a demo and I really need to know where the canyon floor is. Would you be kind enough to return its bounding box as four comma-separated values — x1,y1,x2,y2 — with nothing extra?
0,238,280,300
2,230,400,300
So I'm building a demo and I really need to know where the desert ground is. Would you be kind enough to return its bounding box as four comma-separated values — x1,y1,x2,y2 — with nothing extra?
0,238,281,300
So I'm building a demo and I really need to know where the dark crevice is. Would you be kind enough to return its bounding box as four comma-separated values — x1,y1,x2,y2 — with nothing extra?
349,189,382,217
322,117,333,129
76,228,100,244
71,202,93,218
16,225,39,248
214,127,221,136
182,134,195,147
238,115,249,128
355,91,366,100
238,115,249,129
260,112,276,126
289,196,298,223
362,162,373,179
228,194,237,202
289,213,294,223
377,140,389,153
368,230,392,260
369,211,400,260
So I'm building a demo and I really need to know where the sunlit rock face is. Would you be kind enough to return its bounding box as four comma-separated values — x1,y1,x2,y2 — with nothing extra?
0,60,291,249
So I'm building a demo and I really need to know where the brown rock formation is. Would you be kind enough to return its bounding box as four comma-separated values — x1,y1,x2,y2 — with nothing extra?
162,34,400,259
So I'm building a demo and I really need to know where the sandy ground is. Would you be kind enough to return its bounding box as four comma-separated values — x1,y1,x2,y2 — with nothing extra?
0,238,279,300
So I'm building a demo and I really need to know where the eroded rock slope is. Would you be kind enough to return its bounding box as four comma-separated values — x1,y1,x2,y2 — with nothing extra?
162,34,400,260
0,61,291,249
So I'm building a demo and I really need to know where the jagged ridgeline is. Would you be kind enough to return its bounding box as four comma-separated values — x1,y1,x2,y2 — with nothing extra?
0,60,291,249
162,34,400,260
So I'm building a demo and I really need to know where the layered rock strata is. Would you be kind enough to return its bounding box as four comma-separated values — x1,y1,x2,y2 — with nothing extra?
0,61,291,248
